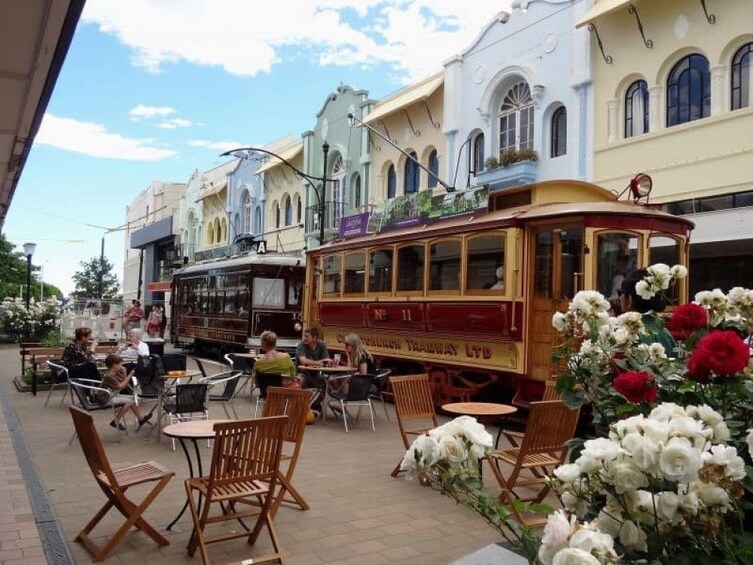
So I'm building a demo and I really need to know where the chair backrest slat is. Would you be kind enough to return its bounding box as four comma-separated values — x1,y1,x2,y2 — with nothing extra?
206,417,287,491
69,405,118,488
390,374,436,422
519,400,579,457
176,383,208,413
262,387,309,444
542,380,560,401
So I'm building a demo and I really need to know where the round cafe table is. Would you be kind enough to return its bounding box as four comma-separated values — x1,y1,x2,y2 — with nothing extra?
163,419,229,531
442,402,518,448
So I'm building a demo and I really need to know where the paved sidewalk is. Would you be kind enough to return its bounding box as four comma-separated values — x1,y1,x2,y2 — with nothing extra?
0,345,539,564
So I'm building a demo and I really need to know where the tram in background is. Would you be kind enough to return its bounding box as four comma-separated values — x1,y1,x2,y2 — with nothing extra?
303,177,694,406
171,252,306,353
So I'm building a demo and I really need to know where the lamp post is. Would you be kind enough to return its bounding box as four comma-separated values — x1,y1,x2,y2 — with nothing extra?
219,144,333,245
22,242,36,395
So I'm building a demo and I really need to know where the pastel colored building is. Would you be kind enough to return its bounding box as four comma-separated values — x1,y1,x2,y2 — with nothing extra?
581,0,753,291
178,170,206,263
365,72,448,199
302,84,371,250
194,158,239,261
444,0,593,191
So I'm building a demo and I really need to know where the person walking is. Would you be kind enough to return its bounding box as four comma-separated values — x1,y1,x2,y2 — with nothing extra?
123,299,144,333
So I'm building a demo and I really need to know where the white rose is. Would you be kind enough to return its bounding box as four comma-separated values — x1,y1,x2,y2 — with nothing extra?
711,421,731,443
568,528,615,558
597,505,623,537
610,415,642,438
659,436,703,482
582,437,622,462
693,483,731,510
625,490,658,526
668,415,706,441
670,264,688,279
621,432,660,475
540,510,573,554
696,404,723,426
655,491,681,524
746,429,753,460
560,491,588,516
708,444,746,481
649,402,686,422
619,519,648,552
552,548,601,565
457,417,494,451
552,311,568,331
554,463,582,484
635,280,654,300
437,434,468,465
639,418,670,444
606,460,649,493
402,434,440,471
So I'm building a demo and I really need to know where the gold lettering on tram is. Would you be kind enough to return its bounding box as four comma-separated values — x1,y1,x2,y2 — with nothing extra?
373,309,388,321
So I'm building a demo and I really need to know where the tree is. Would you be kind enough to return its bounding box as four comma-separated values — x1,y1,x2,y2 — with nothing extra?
71,256,120,299
0,234,28,299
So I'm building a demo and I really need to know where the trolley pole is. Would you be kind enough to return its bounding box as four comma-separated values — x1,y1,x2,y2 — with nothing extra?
320,142,329,245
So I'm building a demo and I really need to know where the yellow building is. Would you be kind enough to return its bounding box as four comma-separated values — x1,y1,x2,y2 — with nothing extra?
580,0,753,292
365,72,446,201
196,159,238,251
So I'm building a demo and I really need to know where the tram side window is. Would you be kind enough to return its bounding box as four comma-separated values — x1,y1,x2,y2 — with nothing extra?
322,255,342,296
397,244,425,292
369,249,394,293
344,252,365,294
430,239,461,292
534,232,554,299
253,277,285,309
649,235,681,304
596,232,639,299
466,234,505,291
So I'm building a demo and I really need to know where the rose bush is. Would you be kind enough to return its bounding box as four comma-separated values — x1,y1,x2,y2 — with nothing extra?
0,296,62,342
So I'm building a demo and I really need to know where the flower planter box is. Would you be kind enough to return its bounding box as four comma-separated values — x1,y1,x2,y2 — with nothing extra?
474,160,538,191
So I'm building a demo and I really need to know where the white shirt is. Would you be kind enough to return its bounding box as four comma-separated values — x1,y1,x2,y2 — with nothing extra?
119,341,150,359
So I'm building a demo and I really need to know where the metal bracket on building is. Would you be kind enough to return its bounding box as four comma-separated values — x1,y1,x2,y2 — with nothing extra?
421,100,441,129
699,0,715,24
628,4,653,48
280,167,293,184
368,134,382,152
401,109,421,136
267,174,279,190
587,23,613,64
377,119,398,145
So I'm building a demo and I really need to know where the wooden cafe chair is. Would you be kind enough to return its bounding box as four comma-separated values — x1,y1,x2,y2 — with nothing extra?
262,386,311,518
68,405,174,562
388,374,437,477
484,400,580,526
185,416,288,565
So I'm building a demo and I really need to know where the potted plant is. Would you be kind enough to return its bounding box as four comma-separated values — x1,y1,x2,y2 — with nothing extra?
484,156,500,170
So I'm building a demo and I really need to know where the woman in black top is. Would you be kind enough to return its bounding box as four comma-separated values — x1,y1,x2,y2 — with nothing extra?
344,333,375,374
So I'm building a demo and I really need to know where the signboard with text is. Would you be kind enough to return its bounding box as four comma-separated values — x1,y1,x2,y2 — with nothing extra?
338,212,370,239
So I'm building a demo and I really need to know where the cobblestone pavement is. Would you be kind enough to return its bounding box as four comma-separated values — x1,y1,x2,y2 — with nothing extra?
0,345,548,564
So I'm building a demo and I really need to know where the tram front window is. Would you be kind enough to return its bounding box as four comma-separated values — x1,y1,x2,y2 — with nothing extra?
596,232,639,299
322,255,342,296
560,229,583,299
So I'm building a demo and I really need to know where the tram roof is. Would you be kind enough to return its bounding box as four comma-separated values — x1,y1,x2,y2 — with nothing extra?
317,199,694,252
174,252,304,275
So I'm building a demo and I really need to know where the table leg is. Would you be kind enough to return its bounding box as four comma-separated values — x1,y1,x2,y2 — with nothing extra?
166,437,202,531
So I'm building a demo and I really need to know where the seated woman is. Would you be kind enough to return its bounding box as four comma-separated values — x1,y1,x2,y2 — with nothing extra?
62,327,100,380
254,330,298,388
97,354,151,430
117,328,150,360
330,333,375,401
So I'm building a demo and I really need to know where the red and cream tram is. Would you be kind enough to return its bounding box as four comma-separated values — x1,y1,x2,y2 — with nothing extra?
171,252,305,353
303,178,694,405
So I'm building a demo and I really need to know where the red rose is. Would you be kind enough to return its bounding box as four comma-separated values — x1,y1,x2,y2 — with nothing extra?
667,303,708,339
613,371,658,403
687,330,750,382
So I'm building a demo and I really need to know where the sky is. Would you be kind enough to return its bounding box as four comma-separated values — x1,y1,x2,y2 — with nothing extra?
4,0,513,296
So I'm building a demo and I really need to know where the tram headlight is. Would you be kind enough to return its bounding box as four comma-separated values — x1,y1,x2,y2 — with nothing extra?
629,173,652,200
294,321,303,332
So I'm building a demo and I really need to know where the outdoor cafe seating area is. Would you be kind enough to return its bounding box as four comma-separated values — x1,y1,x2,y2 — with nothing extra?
2,344,568,564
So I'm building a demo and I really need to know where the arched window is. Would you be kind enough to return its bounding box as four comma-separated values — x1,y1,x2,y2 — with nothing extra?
220,218,227,243
550,107,567,157
427,149,439,188
275,202,281,228
215,218,221,243
499,82,534,152
296,195,302,223
667,54,710,127
387,164,397,199
625,80,649,137
254,206,262,235
284,196,292,226
471,134,484,174
207,223,214,245
732,43,752,110
404,152,419,194
353,175,362,208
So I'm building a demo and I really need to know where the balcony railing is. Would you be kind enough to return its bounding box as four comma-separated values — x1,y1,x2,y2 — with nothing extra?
305,200,344,238
474,160,538,191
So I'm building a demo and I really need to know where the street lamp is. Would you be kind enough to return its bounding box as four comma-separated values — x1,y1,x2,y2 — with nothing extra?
219,144,333,244
22,242,36,310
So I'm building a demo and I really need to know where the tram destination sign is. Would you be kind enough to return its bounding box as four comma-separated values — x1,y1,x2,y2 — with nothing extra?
338,212,370,239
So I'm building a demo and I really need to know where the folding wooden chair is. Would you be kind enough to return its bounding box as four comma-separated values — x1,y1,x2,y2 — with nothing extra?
262,387,311,517
389,374,437,477
185,416,288,565
68,405,174,562
485,400,580,526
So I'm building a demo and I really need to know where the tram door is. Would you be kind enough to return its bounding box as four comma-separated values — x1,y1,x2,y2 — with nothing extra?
527,225,584,381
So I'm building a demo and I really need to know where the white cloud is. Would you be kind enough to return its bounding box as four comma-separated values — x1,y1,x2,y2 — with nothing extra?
37,114,178,161
82,0,511,82
158,118,193,129
129,103,176,120
188,139,244,152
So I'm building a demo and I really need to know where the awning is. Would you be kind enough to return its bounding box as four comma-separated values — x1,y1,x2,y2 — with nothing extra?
363,73,443,125
256,142,303,174
576,0,635,29
196,181,227,201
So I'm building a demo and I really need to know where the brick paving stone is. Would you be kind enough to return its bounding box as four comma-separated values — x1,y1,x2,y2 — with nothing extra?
0,345,558,564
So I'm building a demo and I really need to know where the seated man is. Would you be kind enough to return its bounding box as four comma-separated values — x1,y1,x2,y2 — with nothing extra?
117,328,150,362
295,326,330,408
